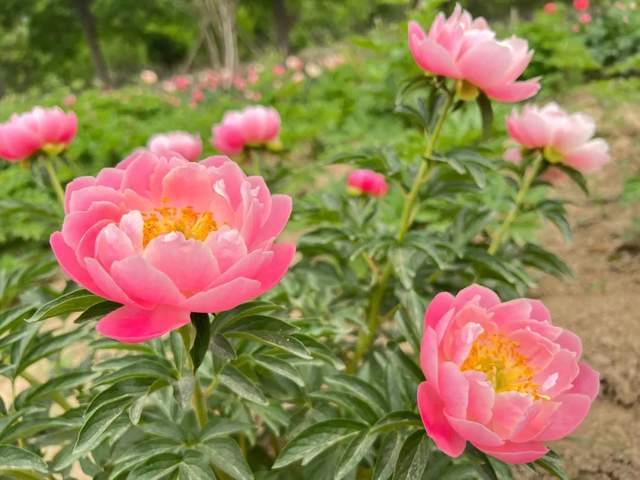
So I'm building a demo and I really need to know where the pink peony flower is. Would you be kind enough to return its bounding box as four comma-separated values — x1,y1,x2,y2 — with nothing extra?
347,169,388,197
285,55,304,71
148,131,203,161
573,0,589,11
172,75,191,91
272,65,286,77
543,2,557,13
0,106,77,162
190,89,205,107
506,103,610,175
212,106,281,156
418,285,599,464
579,12,592,24
63,94,77,107
50,151,295,343
408,3,540,103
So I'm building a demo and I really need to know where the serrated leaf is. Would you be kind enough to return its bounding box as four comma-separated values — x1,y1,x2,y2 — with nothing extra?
219,364,267,405
28,289,104,323
273,419,367,469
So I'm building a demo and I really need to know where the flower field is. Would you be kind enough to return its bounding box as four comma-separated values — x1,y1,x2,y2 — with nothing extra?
0,1,639,479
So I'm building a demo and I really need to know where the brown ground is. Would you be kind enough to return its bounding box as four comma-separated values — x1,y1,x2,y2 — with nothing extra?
516,92,640,479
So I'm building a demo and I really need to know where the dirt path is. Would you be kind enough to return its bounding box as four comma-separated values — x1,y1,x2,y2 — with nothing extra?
520,91,640,479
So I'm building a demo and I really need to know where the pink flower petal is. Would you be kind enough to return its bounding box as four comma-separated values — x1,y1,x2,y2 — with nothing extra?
480,440,548,464
96,305,190,343
184,277,262,312
445,414,504,447
568,362,599,401
483,79,541,102
534,393,592,441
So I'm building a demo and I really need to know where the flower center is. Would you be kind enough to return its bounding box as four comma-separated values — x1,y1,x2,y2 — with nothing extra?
142,206,217,247
455,79,480,101
41,143,66,156
461,332,544,399
543,145,564,164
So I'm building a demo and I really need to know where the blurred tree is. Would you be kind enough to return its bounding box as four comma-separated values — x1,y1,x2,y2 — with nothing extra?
69,0,111,87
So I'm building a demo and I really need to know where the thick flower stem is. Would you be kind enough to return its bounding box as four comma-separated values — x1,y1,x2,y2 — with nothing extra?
488,154,544,255
179,326,209,428
41,157,66,207
347,92,454,372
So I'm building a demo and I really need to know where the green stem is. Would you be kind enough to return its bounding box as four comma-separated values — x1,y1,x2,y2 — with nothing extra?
179,325,209,428
488,154,543,255
41,157,66,207
20,370,72,411
347,91,455,372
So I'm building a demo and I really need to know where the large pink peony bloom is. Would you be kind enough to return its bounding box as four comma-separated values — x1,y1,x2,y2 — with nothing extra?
0,107,77,162
418,285,599,464
50,151,295,343
212,106,281,156
347,169,388,197
506,103,610,175
148,131,203,161
408,4,540,103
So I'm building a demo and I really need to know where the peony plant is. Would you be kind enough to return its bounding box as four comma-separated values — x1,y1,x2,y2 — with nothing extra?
0,2,605,479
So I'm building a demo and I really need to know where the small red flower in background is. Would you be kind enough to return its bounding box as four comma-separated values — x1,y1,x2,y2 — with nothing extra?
573,0,589,11
543,2,557,13
347,169,388,197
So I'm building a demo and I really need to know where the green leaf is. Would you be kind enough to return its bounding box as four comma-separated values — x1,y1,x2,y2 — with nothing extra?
15,370,95,408
335,431,378,480
201,438,254,480
210,333,236,360
28,289,104,323
309,391,379,425
0,445,49,473
369,411,422,435
0,305,35,335
532,451,567,480
219,364,267,405
326,374,388,416
373,432,405,480
393,430,432,480
226,331,312,360
189,313,211,373
73,397,131,455
126,452,181,480
74,300,120,323
252,354,305,387
273,419,367,469
199,418,250,441
554,164,589,195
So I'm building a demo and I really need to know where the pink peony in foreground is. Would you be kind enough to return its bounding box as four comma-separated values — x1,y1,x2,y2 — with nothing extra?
408,3,540,102
347,169,388,197
506,103,610,177
418,285,599,464
50,151,295,343
148,131,203,161
0,106,77,162
212,105,281,156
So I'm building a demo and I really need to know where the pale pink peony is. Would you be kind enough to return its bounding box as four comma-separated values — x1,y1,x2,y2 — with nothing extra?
506,103,610,175
408,3,540,103
272,65,286,76
347,169,388,197
543,2,557,13
579,12,592,24
418,285,599,464
140,69,158,85
50,151,295,343
0,106,77,162
148,131,203,161
212,106,281,156
285,55,304,71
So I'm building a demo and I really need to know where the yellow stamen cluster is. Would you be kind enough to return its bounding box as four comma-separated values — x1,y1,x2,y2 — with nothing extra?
142,206,217,247
461,332,544,399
